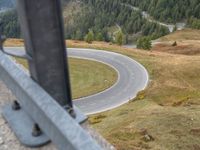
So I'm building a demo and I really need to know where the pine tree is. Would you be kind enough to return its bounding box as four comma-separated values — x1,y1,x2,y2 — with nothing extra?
173,25,177,32
96,32,104,41
115,30,123,45
137,36,152,50
84,30,94,43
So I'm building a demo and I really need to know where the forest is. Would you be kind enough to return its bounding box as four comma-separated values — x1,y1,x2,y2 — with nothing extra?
0,9,20,38
65,0,169,43
0,0,200,43
188,17,200,30
120,0,200,23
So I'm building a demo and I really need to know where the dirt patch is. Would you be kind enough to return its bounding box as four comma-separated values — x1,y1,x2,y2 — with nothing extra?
154,29,200,55
152,41,200,55
190,128,200,136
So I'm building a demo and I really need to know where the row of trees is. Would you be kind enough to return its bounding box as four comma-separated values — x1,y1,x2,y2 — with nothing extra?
84,29,125,45
84,28,153,50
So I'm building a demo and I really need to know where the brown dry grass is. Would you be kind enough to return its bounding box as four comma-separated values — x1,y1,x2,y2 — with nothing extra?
64,38,200,150
153,29,200,55
89,50,200,150
4,38,24,47
5,33,200,150
160,28,200,41
152,41,200,55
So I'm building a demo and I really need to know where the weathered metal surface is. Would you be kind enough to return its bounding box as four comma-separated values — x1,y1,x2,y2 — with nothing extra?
1,48,32,60
2,104,50,147
0,51,102,150
16,0,72,107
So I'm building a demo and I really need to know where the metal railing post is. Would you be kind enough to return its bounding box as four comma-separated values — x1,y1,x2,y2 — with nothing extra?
0,0,91,148
16,0,73,108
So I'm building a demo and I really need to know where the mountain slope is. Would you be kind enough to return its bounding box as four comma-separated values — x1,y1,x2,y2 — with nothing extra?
121,0,200,23
64,0,169,42
5,29,200,149
1,0,200,41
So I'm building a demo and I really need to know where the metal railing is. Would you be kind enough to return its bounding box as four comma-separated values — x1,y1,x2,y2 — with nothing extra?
0,50,102,150
0,0,114,149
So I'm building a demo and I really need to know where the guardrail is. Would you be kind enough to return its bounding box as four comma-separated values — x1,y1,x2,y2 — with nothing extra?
0,50,103,150
0,0,114,149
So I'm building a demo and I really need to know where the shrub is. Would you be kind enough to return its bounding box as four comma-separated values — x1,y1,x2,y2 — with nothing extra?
84,29,94,43
137,36,152,50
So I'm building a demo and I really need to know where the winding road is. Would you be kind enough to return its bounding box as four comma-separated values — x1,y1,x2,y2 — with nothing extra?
4,47,149,115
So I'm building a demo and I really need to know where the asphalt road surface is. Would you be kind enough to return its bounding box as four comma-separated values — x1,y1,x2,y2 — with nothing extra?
4,47,149,115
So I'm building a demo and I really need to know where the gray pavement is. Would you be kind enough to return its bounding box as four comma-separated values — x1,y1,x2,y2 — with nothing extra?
4,47,149,115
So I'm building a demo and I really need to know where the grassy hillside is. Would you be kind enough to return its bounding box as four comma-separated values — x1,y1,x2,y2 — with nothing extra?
5,29,200,149
152,29,200,55
159,28,200,41
65,34,200,149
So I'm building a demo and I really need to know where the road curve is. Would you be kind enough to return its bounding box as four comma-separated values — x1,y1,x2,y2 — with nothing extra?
4,47,149,115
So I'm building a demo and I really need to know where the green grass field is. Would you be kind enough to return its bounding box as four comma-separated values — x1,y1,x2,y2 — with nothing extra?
15,58,118,99
69,58,117,99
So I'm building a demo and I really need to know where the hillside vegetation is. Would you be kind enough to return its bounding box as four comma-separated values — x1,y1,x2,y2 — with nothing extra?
64,0,169,42
1,0,200,43
1,0,170,42
5,28,200,149
63,31,200,150
121,0,200,23
0,10,20,38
